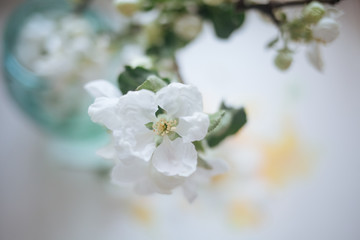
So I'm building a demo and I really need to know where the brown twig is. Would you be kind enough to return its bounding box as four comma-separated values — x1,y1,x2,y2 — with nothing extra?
236,0,343,26
172,56,185,84
74,0,93,14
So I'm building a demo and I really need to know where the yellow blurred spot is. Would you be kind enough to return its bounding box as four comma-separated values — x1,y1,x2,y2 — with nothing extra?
131,203,153,225
228,200,261,227
211,172,230,185
260,126,310,187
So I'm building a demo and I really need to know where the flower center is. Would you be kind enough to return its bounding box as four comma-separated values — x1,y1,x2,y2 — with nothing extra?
153,118,177,136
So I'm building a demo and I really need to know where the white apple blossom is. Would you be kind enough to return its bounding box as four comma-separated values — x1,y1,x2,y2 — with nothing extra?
85,80,214,199
306,41,323,71
306,14,340,71
312,17,340,43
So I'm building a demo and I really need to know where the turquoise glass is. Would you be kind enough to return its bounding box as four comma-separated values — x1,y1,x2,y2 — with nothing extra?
3,0,114,169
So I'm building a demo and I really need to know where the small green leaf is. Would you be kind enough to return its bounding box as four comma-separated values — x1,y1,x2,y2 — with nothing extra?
168,132,181,141
266,36,279,49
206,103,247,148
136,75,168,92
208,110,225,133
155,106,166,117
197,157,213,170
193,141,205,152
145,122,154,130
200,4,246,39
117,66,158,94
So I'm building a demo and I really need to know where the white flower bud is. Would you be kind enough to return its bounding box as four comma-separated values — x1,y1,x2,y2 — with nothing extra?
202,0,225,6
174,15,203,41
129,56,153,69
274,51,293,71
114,0,140,17
302,1,325,24
313,17,340,43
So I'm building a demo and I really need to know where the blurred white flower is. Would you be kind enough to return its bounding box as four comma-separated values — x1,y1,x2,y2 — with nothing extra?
86,81,212,198
306,14,340,71
313,17,340,43
174,15,203,41
306,41,323,71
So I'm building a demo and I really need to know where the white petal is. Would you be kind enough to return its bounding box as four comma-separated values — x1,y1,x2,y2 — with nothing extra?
116,90,157,127
156,83,203,117
134,178,159,195
113,126,156,162
306,42,323,71
313,17,340,43
96,139,116,160
111,157,148,184
88,97,122,130
182,181,198,203
176,112,209,142
149,166,185,193
85,80,121,98
152,137,197,177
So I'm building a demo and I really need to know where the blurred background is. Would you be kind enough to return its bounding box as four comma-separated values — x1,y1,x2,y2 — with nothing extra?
1,0,360,240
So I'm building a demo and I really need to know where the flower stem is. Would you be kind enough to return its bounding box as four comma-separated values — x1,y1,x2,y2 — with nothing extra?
74,0,93,14
173,56,185,84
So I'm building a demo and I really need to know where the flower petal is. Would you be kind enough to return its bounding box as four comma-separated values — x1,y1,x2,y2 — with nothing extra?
176,112,209,142
152,137,197,177
313,17,340,43
182,181,198,203
88,97,122,130
85,80,122,98
306,42,323,71
116,90,157,127
96,139,116,160
150,166,185,192
156,83,203,117
111,157,148,184
113,126,156,162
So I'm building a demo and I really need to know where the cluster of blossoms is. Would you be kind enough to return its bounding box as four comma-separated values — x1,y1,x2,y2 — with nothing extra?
85,76,228,202
17,13,112,83
272,1,341,71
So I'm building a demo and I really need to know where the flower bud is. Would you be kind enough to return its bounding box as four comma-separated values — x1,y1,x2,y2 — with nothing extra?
303,1,325,24
174,15,203,41
274,51,293,71
312,17,340,43
114,0,140,17
145,22,163,46
202,0,225,6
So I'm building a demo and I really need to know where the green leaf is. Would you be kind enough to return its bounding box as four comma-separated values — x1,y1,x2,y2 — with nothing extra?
193,141,205,152
200,4,246,39
136,75,168,92
206,103,247,148
145,122,154,130
197,157,213,170
266,36,279,49
208,110,225,133
155,106,166,117
117,66,158,94
168,132,181,141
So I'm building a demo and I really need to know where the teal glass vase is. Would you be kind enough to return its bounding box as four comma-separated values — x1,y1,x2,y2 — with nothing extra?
3,0,115,170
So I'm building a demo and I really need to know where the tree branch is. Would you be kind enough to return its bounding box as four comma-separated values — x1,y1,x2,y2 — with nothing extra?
236,0,343,26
